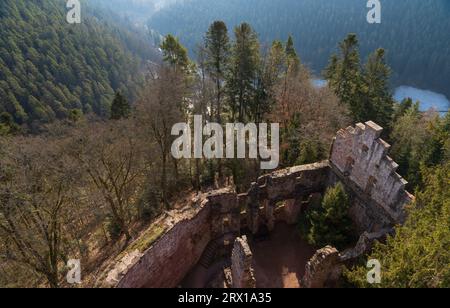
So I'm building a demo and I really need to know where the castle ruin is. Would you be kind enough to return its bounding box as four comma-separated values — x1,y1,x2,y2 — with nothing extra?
101,121,414,288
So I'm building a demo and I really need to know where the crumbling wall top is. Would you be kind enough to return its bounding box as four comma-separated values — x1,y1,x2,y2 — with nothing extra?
231,236,256,288
330,121,414,223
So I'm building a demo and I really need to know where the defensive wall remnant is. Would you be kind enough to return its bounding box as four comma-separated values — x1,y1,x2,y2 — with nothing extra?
101,121,414,288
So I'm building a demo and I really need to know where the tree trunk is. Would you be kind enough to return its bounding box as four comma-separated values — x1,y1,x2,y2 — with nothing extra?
161,153,169,209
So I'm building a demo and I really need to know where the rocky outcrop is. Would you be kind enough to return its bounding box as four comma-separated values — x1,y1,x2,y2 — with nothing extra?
231,236,256,288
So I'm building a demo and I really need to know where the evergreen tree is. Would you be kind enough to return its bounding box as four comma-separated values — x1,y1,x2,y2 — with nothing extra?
362,48,394,128
269,40,287,78
0,0,154,128
305,182,354,249
160,34,190,71
227,23,260,122
147,0,450,100
324,54,339,81
0,112,19,135
110,92,130,120
285,35,300,72
297,141,322,165
252,40,285,123
326,34,364,122
345,163,450,288
204,21,230,124
392,98,414,122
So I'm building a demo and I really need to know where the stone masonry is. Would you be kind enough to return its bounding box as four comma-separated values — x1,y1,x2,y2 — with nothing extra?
231,236,256,288
302,246,342,288
100,121,414,288
330,121,414,231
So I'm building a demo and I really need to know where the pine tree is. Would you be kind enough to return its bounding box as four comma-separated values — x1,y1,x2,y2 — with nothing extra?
160,34,190,71
345,163,450,288
362,48,394,128
227,23,260,122
326,34,364,122
252,40,285,123
268,40,287,78
285,35,300,72
110,92,130,120
323,54,339,82
0,112,19,135
204,21,230,124
306,182,354,249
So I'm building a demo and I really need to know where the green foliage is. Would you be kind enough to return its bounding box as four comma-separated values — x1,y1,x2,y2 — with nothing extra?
161,34,190,71
325,35,394,129
227,23,260,122
296,141,323,165
104,215,123,241
301,182,354,249
0,112,19,135
110,92,130,120
345,163,450,288
149,0,450,98
0,0,154,128
285,35,300,71
390,105,449,189
205,21,231,77
204,20,230,122
325,34,363,121
362,48,394,129
280,113,326,167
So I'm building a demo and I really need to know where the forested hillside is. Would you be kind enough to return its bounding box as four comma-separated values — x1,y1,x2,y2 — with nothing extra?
149,0,450,97
89,0,178,24
0,0,158,130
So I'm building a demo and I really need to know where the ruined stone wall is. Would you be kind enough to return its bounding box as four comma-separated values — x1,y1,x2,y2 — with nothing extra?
102,163,330,288
242,162,331,234
330,121,414,231
116,202,212,288
101,122,415,288
103,188,240,288
231,236,256,288
302,246,342,288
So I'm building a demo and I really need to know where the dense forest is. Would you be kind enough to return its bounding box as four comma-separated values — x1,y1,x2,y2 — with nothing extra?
148,0,450,97
0,0,158,131
89,0,177,25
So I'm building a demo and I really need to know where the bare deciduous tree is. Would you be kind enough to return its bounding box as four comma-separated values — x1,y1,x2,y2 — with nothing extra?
0,136,78,288
137,67,186,207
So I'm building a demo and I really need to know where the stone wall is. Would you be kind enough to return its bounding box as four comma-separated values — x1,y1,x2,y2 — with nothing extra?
330,121,414,231
101,121,414,288
231,236,256,288
103,188,240,288
302,246,342,288
102,163,330,288
241,162,331,234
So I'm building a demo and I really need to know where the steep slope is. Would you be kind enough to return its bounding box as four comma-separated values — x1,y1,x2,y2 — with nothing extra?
0,0,158,127
148,0,450,97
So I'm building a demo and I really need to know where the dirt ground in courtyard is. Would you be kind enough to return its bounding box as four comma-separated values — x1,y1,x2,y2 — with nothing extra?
181,222,316,288
249,222,316,288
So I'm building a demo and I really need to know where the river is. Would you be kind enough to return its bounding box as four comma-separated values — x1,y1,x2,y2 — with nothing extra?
311,79,449,116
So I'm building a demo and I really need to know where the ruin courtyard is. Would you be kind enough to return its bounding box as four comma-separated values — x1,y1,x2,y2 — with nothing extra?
100,121,414,288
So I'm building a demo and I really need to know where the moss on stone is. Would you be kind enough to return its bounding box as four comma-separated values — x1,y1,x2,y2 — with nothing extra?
116,224,168,262
129,224,167,253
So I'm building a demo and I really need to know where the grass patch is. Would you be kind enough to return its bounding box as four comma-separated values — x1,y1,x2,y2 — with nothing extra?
116,224,168,262
129,224,167,253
